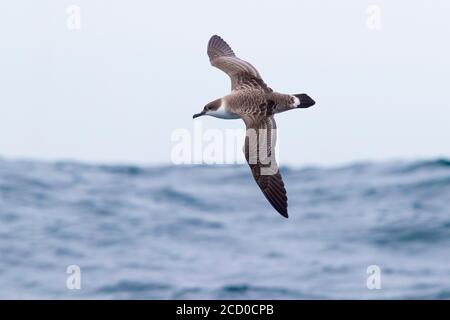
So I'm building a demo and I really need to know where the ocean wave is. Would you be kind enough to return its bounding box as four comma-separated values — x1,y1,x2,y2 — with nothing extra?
368,221,450,246
389,158,450,174
152,186,213,210
0,157,449,299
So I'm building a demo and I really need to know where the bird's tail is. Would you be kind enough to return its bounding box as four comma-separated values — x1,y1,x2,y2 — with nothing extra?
293,94,315,108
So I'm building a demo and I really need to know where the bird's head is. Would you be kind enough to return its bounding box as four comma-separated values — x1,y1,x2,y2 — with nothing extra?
193,99,221,119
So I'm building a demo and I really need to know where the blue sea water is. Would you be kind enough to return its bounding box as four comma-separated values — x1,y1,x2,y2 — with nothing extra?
0,157,449,299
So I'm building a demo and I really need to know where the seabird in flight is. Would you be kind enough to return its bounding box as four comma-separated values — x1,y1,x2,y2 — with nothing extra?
193,35,315,218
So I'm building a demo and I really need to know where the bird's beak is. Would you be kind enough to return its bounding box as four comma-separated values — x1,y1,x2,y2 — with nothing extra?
193,111,205,119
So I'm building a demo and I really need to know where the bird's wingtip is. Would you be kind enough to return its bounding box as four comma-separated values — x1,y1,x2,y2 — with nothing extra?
278,210,289,218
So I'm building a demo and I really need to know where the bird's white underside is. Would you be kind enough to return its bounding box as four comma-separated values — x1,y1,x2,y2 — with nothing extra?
206,100,240,119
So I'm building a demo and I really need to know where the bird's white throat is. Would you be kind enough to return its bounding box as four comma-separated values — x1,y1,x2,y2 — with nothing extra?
207,100,240,119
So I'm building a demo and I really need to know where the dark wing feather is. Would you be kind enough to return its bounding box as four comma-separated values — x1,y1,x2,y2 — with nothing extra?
207,35,272,93
241,113,288,218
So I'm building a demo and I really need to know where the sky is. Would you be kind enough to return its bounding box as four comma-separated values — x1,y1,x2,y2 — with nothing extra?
0,0,449,166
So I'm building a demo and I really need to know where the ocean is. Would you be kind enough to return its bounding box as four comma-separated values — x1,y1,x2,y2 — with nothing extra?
0,158,449,299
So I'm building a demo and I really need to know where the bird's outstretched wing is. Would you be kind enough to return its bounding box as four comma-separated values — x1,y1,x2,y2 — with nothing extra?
241,112,288,218
207,35,272,93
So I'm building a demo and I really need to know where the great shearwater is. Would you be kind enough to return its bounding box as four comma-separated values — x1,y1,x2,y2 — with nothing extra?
193,35,315,218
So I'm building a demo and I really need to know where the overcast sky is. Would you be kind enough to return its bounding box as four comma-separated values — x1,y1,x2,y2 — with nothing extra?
0,0,449,166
